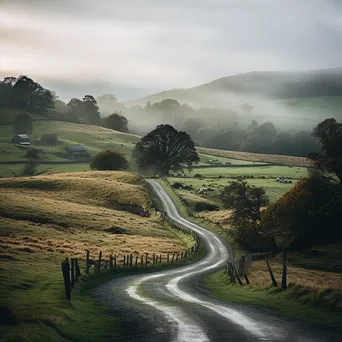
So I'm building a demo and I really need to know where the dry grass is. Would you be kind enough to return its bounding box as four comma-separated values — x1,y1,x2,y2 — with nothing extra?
0,171,150,210
247,259,342,291
198,147,312,167
199,210,232,225
0,171,193,271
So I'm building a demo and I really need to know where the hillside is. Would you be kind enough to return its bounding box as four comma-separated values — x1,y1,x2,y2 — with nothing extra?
0,120,140,177
124,68,342,108
0,171,193,341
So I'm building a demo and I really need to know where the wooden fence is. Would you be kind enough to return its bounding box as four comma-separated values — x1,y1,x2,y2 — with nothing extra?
61,202,201,301
225,251,288,288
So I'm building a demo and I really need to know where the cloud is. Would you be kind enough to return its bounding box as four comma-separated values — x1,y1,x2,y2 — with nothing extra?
1,0,342,100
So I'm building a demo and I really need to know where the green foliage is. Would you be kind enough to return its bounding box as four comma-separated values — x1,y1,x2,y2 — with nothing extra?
13,113,33,134
261,176,342,249
67,95,101,125
103,113,128,132
90,150,128,171
220,180,274,251
1,75,55,113
133,124,199,176
308,118,342,183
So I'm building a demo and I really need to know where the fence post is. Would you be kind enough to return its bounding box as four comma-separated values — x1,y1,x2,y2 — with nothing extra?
70,258,75,288
135,256,139,266
97,251,102,272
159,254,162,263
123,255,126,267
75,258,79,282
239,256,246,276
129,254,133,267
114,255,117,268
281,250,287,289
244,274,250,285
61,258,71,301
153,253,155,266
145,253,148,267
233,265,244,286
266,259,278,287
140,254,144,267
176,254,179,262
86,250,90,274
110,255,113,269
171,254,175,263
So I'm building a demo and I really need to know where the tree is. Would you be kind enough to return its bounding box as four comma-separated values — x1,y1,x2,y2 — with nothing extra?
10,75,55,113
104,113,128,132
67,95,101,124
308,118,342,183
181,117,204,141
132,124,199,176
90,150,128,170
292,130,320,157
220,181,274,251
271,133,294,155
261,176,342,249
82,95,101,124
13,113,33,134
0,76,16,106
22,159,36,176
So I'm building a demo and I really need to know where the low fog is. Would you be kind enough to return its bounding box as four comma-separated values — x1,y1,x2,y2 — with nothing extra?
2,0,342,157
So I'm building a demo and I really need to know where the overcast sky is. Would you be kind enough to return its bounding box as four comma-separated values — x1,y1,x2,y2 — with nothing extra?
1,0,342,101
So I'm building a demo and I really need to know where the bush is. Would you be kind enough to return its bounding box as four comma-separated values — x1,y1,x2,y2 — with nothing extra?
90,150,128,171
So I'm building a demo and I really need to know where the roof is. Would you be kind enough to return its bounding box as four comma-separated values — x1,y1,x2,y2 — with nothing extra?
68,145,87,152
15,134,30,139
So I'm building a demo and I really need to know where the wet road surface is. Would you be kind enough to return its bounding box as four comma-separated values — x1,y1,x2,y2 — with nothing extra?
96,180,341,341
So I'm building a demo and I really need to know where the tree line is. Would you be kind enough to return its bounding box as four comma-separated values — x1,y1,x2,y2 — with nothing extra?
221,118,342,252
0,75,129,133
0,74,326,158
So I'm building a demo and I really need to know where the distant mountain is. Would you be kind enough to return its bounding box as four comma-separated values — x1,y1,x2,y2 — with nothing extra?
124,68,342,108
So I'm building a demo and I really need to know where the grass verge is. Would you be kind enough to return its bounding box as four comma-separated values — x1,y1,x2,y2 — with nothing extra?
198,270,342,332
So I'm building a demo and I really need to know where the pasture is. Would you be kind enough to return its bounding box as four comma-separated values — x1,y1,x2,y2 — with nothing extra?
0,171,193,341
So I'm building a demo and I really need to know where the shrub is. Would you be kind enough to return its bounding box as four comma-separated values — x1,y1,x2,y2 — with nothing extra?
90,150,128,171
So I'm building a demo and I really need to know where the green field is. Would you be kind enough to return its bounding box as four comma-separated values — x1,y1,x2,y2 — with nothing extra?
186,165,307,178
168,176,298,204
0,120,141,177
198,153,267,166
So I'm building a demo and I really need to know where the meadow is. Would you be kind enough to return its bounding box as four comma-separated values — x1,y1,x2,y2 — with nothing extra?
0,171,194,341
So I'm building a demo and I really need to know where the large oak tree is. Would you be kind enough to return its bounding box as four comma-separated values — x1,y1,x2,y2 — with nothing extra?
133,124,199,175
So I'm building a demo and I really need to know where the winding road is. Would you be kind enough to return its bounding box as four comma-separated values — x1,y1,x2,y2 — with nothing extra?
95,180,341,342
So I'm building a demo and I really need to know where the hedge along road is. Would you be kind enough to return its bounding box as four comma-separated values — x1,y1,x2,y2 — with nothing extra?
95,180,341,342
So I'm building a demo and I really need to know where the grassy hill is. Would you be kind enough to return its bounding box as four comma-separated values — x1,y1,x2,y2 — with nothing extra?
0,171,194,341
0,120,140,177
124,68,342,107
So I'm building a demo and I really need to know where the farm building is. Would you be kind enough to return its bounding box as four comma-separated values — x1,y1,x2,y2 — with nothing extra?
67,146,90,159
12,134,30,145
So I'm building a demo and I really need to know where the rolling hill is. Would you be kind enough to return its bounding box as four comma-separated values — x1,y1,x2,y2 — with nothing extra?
124,68,342,108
